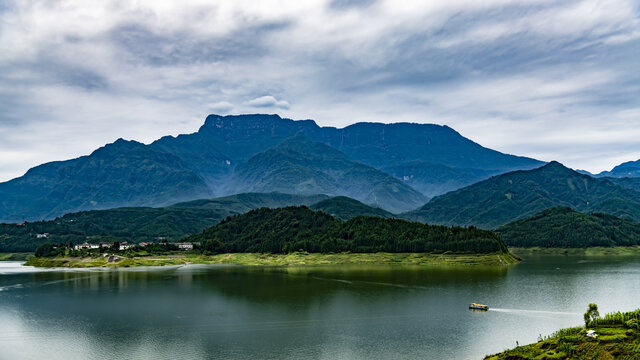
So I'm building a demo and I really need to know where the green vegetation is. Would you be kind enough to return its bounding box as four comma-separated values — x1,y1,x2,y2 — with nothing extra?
405,161,640,229
497,207,640,248
585,303,600,327
0,252,32,261
485,307,640,360
0,138,213,223
309,196,394,220
0,193,329,252
25,251,520,268
34,243,66,258
189,206,509,254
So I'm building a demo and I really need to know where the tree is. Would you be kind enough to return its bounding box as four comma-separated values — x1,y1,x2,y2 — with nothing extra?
584,303,600,327
34,243,63,257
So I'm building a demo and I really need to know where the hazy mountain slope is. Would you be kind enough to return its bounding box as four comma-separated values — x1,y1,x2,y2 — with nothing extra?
231,136,428,213
497,207,640,247
152,114,543,196
596,159,640,178
0,192,329,252
310,196,394,220
171,192,329,211
603,177,640,192
380,161,497,197
405,161,640,229
0,139,212,222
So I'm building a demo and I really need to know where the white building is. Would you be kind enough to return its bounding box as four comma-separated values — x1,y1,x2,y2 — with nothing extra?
119,242,135,250
36,233,49,239
74,243,99,250
175,242,194,250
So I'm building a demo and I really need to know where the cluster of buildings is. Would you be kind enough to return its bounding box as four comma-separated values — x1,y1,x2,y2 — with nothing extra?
72,241,197,251
73,242,135,251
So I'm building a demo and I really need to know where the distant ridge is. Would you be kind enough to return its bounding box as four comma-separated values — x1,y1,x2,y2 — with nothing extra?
405,161,640,229
0,139,212,222
594,159,640,178
310,196,394,220
0,113,543,222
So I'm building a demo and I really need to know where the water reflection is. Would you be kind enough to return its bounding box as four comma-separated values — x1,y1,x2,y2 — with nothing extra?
0,257,638,360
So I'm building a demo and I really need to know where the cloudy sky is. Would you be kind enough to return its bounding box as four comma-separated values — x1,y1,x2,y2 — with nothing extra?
0,0,639,181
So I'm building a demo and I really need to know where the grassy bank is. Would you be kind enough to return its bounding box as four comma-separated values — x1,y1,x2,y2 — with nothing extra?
485,309,640,360
511,246,640,256
485,326,640,360
24,251,520,268
0,252,33,261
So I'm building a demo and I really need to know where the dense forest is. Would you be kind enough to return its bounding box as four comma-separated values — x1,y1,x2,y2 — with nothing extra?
497,207,640,247
188,206,508,254
0,193,328,252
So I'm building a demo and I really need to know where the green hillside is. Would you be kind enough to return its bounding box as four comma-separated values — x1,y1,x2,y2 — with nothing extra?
0,139,212,223
188,206,508,254
310,196,394,220
0,193,328,252
231,135,428,213
497,207,640,247
486,308,640,360
405,162,640,229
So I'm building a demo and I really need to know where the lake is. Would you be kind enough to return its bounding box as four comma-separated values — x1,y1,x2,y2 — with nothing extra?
1,255,639,359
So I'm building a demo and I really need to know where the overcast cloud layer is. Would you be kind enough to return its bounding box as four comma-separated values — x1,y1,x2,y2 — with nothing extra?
0,0,639,181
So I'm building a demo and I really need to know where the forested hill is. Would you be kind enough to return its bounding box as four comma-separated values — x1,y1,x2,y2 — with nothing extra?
310,196,394,220
497,207,640,248
405,161,640,229
188,206,508,254
0,193,329,252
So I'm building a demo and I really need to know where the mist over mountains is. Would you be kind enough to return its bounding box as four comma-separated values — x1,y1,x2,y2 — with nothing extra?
0,114,543,222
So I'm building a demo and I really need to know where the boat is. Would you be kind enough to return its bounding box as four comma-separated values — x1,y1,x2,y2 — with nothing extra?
469,303,488,311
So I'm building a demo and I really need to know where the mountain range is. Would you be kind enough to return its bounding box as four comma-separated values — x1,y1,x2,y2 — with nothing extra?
405,161,640,229
0,114,542,222
588,159,640,178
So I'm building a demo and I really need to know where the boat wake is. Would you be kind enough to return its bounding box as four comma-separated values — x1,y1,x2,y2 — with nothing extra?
490,308,581,316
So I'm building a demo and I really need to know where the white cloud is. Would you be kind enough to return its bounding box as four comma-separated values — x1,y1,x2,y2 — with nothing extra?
245,95,290,109
208,101,234,113
0,0,638,180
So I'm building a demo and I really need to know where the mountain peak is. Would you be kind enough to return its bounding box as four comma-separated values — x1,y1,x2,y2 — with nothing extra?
537,160,578,175
541,160,564,168
202,113,285,129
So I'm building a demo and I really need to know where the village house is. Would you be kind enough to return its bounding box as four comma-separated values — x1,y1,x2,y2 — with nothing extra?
99,242,112,248
36,233,50,239
74,243,99,250
175,242,195,250
119,242,135,250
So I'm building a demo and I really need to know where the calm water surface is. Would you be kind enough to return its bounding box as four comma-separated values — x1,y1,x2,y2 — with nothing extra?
1,256,639,360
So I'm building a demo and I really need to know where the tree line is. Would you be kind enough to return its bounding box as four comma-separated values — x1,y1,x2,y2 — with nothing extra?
188,206,508,254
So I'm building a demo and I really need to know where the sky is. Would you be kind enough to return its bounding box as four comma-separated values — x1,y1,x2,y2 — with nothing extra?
0,0,639,181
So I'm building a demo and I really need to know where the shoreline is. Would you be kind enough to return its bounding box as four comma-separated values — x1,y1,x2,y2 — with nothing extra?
24,252,520,268
510,245,640,256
